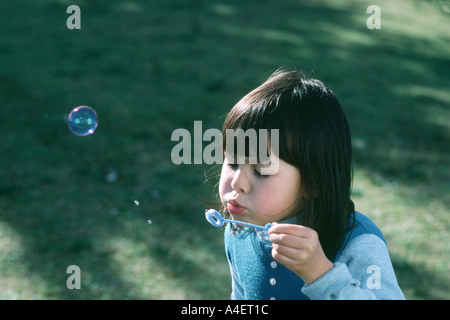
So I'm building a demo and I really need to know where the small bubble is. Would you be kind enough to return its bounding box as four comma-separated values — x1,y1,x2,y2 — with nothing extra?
68,106,98,136
150,189,161,198
105,169,118,183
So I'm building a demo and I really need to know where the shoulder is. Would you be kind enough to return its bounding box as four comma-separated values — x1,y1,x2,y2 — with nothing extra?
341,233,389,261
348,211,386,244
333,211,386,261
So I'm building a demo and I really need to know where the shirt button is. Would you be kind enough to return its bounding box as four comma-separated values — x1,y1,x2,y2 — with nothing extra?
270,261,277,268
270,297,276,300
269,278,276,286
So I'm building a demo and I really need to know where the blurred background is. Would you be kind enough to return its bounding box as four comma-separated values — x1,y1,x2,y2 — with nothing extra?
0,0,448,299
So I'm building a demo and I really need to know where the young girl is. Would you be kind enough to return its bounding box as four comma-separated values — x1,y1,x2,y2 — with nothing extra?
217,69,405,300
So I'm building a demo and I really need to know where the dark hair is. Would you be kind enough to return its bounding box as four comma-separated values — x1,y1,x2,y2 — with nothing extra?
221,69,355,260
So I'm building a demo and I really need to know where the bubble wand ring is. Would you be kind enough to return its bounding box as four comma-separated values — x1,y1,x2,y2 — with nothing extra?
205,209,272,231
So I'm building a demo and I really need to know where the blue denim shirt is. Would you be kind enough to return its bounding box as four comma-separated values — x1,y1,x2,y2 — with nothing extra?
225,211,405,300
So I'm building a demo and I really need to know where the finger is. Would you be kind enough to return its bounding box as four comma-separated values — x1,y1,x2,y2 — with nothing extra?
272,242,301,259
269,223,312,238
270,232,306,249
271,245,306,267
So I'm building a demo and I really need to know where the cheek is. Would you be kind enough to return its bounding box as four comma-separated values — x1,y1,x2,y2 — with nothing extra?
252,184,282,208
254,179,301,216
218,167,232,201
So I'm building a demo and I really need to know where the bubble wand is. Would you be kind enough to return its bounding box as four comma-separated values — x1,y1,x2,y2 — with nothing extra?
205,209,272,231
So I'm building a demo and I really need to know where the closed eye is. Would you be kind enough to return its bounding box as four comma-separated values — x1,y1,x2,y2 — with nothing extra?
254,166,269,178
227,163,239,170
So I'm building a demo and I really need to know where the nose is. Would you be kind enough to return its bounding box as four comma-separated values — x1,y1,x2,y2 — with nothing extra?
231,165,251,194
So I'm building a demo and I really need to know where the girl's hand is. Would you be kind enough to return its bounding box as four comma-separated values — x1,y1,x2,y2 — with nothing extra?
269,223,334,285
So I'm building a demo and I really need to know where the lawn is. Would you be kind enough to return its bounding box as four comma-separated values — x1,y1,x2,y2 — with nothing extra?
0,0,448,299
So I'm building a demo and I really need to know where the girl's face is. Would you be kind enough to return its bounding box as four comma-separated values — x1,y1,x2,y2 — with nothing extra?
219,156,305,226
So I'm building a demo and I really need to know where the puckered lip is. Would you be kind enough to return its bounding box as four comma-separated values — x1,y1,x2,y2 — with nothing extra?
227,199,245,215
229,198,242,207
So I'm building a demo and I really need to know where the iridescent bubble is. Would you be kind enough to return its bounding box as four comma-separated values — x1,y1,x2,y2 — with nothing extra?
68,106,98,136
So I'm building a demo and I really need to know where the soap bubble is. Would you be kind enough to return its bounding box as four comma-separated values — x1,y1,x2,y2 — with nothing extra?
105,169,118,183
68,106,98,136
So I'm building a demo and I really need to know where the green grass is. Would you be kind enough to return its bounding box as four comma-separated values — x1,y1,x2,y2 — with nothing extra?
0,0,448,299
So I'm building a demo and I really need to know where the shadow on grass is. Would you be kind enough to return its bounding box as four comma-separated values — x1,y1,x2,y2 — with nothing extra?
392,255,449,300
0,0,448,299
